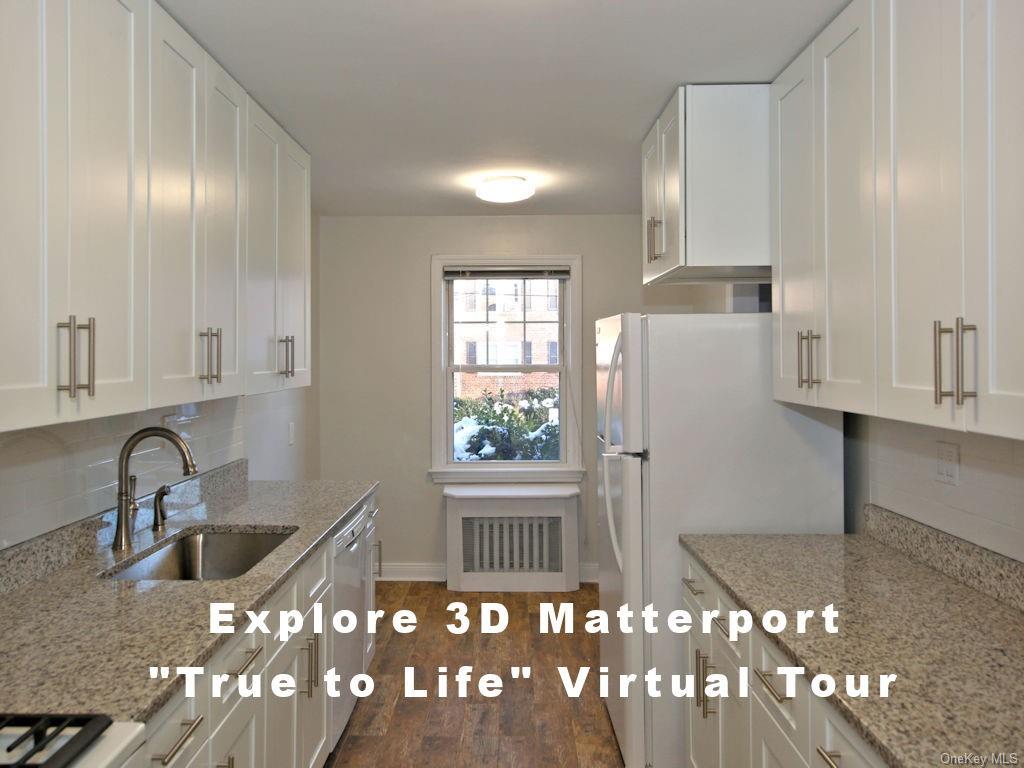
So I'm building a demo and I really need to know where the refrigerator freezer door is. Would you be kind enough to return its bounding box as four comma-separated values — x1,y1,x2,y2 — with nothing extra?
596,314,645,453
598,448,645,767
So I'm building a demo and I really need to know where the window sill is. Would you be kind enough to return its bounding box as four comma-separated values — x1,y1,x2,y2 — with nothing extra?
429,466,586,484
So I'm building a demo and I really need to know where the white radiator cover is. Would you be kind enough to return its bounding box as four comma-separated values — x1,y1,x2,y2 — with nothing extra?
444,484,580,591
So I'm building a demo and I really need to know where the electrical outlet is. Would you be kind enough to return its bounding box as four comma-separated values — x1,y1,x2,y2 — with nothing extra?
288,421,296,446
936,441,960,486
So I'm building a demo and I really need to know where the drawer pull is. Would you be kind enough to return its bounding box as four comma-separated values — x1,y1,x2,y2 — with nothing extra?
694,649,704,708
152,715,203,766
710,616,729,639
216,758,235,768
816,747,842,768
681,577,704,596
231,645,263,676
753,668,790,703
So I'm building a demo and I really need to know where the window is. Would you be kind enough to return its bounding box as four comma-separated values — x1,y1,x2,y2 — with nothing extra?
450,276,563,462
431,256,582,481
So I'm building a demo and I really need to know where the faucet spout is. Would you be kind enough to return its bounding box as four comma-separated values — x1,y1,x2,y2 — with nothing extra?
112,426,198,553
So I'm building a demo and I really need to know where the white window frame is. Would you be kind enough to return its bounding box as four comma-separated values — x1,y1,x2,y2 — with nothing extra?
429,255,584,483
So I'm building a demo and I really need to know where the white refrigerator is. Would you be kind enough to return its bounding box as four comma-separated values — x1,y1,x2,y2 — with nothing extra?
595,313,844,768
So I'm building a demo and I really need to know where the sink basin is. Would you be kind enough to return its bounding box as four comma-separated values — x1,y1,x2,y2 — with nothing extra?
109,530,293,581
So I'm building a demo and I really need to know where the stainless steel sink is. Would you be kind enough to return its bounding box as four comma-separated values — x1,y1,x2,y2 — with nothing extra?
108,530,293,581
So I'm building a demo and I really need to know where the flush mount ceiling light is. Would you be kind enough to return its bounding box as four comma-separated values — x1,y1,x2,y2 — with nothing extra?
475,176,535,203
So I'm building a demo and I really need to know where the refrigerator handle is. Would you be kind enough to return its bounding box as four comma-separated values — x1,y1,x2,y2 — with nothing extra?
604,331,624,453
602,453,624,574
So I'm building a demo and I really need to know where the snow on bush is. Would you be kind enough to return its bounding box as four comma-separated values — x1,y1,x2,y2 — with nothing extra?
452,387,560,461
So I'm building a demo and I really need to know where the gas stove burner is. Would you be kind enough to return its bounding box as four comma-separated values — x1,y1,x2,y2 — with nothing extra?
0,714,111,768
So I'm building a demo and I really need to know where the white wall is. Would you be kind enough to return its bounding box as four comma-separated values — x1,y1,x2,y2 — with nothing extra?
846,414,1024,562
317,214,727,573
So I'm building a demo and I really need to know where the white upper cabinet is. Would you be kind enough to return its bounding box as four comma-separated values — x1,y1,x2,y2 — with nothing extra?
0,0,311,435
962,0,1024,439
771,0,1023,441
245,98,312,394
203,56,248,400
278,134,313,389
0,0,149,433
643,84,771,285
149,4,206,409
770,49,818,406
0,1,59,432
875,0,966,430
773,0,876,414
811,0,876,414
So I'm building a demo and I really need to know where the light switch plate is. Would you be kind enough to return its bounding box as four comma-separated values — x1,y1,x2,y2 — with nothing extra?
936,441,960,486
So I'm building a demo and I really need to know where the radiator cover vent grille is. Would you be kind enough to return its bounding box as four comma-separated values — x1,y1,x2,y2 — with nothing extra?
461,516,562,573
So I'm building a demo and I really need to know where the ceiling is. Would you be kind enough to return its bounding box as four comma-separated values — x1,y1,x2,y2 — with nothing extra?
161,0,846,216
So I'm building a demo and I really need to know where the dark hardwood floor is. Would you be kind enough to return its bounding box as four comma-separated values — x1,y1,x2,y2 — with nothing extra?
328,581,625,768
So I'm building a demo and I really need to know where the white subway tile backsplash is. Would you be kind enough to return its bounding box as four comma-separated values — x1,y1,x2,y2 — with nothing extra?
858,415,1024,562
0,398,246,550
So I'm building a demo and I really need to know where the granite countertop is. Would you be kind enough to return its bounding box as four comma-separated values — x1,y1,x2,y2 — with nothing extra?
678,532,1024,767
0,471,378,722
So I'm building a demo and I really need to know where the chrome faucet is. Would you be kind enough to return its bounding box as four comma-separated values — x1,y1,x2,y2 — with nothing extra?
113,427,198,552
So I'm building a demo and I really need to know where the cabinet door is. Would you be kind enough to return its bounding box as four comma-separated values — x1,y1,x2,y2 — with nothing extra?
211,697,264,768
65,0,150,422
875,0,965,429
770,49,817,406
688,629,719,768
963,0,1024,439
278,133,312,389
0,1,66,432
750,695,807,768
265,629,301,768
686,84,770,270
298,627,329,768
204,57,248,400
812,0,877,415
246,98,284,395
659,91,683,275
641,119,664,284
150,4,206,408
712,631,750,767
363,516,377,670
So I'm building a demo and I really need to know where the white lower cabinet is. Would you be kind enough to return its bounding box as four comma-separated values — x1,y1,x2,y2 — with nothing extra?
210,697,263,768
135,521,372,768
682,555,888,768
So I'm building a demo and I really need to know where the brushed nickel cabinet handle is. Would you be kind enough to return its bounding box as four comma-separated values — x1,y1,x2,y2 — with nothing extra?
302,637,315,697
681,577,704,596
753,668,789,703
797,330,806,388
289,336,296,377
279,337,290,376
214,327,223,383
694,649,704,708
81,317,96,396
376,539,383,577
313,634,320,687
933,320,954,404
646,217,654,263
955,317,977,405
711,616,729,639
216,757,235,768
702,657,716,719
57,315,78,398
199,328,211,381
816,746,842,768
231,645,263,676
651,217,663,259
808,329,821,386
153,715,203,766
